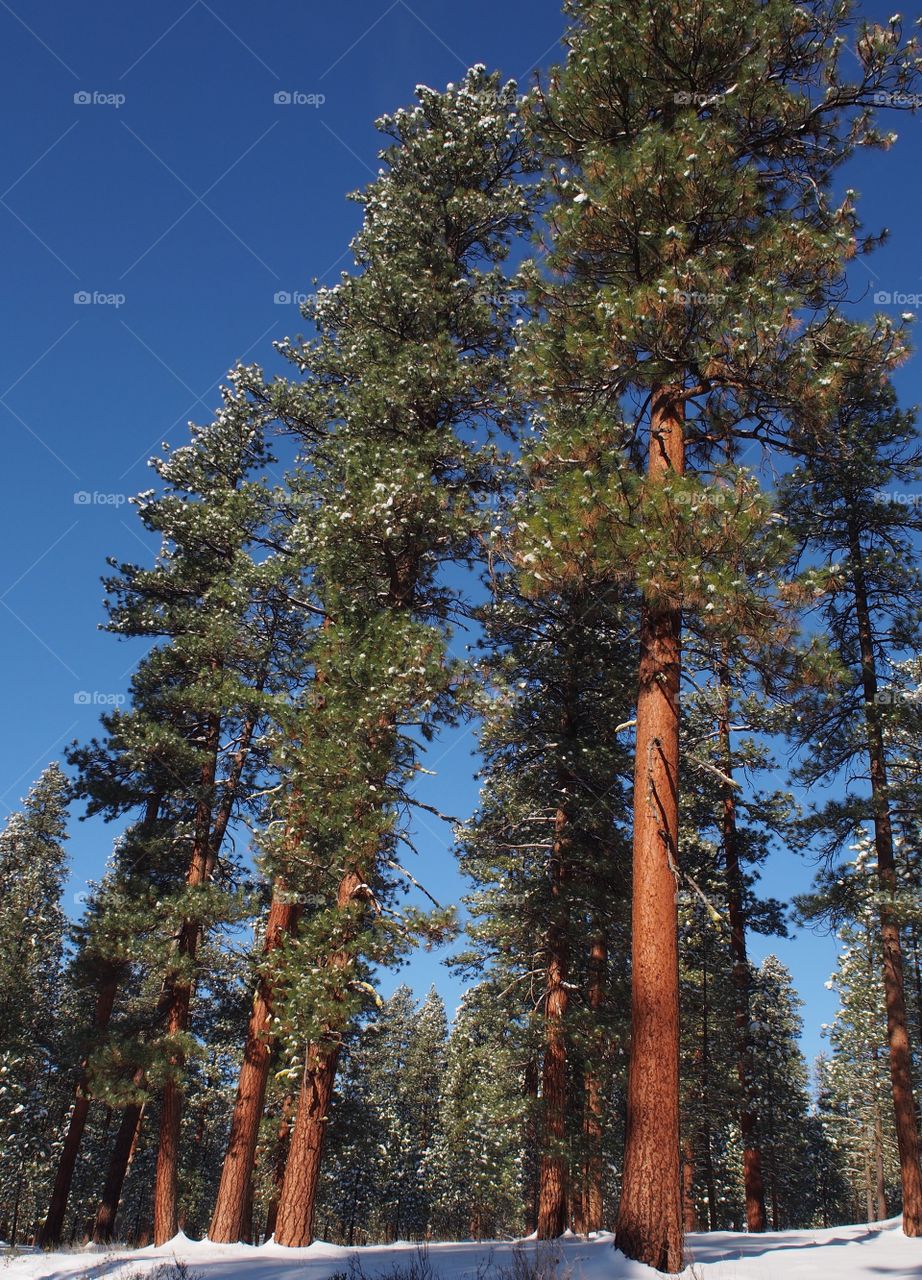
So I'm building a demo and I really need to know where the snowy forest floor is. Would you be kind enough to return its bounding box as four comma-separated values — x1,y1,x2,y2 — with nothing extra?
1,1220,919,1280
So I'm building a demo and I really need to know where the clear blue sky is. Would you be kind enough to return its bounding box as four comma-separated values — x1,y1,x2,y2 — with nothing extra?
1,0,920,1070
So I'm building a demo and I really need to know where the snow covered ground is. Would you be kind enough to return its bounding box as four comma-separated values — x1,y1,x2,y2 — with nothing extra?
1,1219,919,1280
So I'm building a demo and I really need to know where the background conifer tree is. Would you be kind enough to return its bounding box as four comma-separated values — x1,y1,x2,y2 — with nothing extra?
783,356,922,1229
0,765,70,1246
251,68,538,1249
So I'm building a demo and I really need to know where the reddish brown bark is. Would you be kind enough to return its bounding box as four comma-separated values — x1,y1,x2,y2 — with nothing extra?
718,665,767,1233
537,804,570,1239
850,526,922,1236
93,1091,145,1243
615,388,684,1274
153,700,265,1244
272,1041,340,1247
209,886,302,1242
273,867,366,1247
153,985,189,1244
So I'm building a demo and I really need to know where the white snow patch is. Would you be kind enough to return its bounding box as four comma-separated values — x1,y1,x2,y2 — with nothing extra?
2,1219,920,1280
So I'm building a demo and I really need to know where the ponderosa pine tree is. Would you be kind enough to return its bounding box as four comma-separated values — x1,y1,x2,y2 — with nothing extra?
0,765,70,1245
782,357,922,1232
206,845,309,1243
43,373,302,1246
211,67,539,1247
236,68,538,1249
206,875,304,1244
129,409,295,1246
520,1,922,1264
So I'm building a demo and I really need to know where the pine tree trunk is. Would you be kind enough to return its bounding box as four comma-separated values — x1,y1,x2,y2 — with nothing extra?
701,1133,718,1232
583,930,607,1233
718,663,767,1233
93,1095,145,1243
38,966,121,1246
571,1175,585,1237
9,1170,22,1248
766,1084,780,1230
153,981,190,1244
264,1094,294,1240
849,526,922,1236
538,803,570,1239
209,885,302,1242
682,1136,698,1232
153,702,263,1244
273,865,367,1247
615,388,684,1274
273,1041,340,1247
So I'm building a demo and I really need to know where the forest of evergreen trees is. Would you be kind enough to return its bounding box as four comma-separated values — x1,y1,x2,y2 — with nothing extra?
3,1,922,1273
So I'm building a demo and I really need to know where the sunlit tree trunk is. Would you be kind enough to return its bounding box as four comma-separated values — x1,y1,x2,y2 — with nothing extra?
209,884,302,1242
615,389,684,1273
